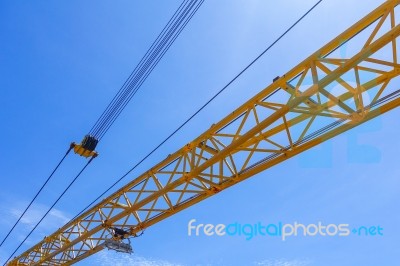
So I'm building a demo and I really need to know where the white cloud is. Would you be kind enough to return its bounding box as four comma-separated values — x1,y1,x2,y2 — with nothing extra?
95,252,313,266
95,251,185,266
0,201,72,265
254,258,313,266
0,200,72,248
7,202,70,229
47,208,70,224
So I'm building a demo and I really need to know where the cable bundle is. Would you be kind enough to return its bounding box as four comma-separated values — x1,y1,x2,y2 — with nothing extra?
89,0,204,141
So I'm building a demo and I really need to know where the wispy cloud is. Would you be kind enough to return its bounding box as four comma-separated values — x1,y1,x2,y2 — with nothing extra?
7,202,70,230
0,200,72,265
254,258,313,266
95,251,184,266
0,199,71,249
94,252,313,266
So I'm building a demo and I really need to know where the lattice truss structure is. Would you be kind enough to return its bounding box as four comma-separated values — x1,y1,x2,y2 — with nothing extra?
9,0,400,265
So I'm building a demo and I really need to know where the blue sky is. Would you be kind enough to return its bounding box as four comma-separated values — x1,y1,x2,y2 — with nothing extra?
0,0,399,265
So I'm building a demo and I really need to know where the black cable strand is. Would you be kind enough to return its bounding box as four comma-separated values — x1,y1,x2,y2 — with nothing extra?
94,0,199,139
93,0,202,139
89,0,190,136
90,0,200,138
0,146,73,248
89,0,189,136
3,158,95,266
94,0,201,139
70,0,323,219
93,0,196,138
96,0,204,140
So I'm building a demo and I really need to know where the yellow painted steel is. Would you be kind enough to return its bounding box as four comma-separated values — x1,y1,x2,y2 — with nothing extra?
8,0,400,265
71,143,98,158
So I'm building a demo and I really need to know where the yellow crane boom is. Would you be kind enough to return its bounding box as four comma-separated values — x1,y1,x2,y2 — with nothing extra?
9,0,400,265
